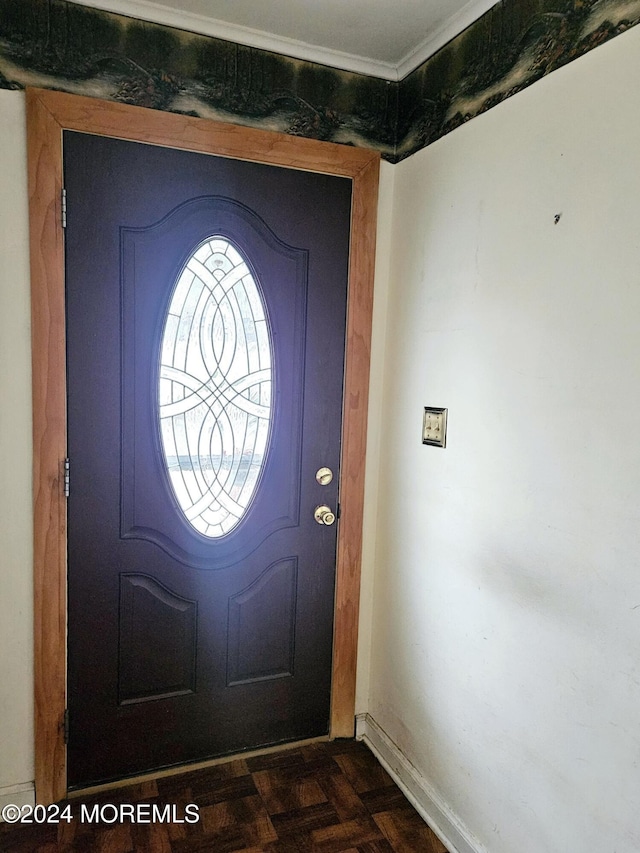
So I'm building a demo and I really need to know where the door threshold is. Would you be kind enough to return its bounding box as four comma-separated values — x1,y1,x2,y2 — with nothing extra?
67,735,331,799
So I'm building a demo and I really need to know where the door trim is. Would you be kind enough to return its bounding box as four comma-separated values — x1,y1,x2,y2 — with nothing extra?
27,87,379,804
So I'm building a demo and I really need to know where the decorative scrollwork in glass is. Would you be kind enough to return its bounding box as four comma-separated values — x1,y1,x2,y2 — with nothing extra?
158,237,272,537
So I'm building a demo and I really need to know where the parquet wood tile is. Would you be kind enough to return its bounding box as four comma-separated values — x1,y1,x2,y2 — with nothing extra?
252,770,329,815
0,740,449,852
310,816,382,851
318,774,368,823
332,754,393,795
373,811,447,853
270,802,340,838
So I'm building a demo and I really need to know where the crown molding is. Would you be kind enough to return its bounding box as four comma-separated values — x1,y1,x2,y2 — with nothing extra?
70,0,400,80
70,0,499,81
396,0,499,79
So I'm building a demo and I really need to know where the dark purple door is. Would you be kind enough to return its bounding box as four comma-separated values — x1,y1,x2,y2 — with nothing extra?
64,131,351,787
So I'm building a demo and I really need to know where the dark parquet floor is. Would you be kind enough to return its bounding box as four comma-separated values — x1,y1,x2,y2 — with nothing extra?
0,740,448,852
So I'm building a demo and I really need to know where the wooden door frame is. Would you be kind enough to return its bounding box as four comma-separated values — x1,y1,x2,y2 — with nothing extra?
27,87,379,804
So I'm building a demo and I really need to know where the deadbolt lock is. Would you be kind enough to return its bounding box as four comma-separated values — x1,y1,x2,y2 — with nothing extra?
315,467,334,486
314,505,336,526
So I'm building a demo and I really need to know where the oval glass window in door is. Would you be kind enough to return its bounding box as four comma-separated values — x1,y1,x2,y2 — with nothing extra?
158,237,273,538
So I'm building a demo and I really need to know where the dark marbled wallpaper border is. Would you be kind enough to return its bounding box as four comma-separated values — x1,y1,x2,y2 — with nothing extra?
0,0,638,162
0,0,398,157
397,0,640,160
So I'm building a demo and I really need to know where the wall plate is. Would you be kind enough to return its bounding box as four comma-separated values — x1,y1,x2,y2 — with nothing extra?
422,407,447,447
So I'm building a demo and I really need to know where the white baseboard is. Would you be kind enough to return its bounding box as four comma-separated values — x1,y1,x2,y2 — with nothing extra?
0,782,35,821
356,713,486,853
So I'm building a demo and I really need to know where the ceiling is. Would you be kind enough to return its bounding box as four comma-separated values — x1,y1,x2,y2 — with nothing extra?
73,0,498,80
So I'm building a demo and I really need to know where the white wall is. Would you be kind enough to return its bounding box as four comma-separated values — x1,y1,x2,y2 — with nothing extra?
367,24,640,853
0,90,35,808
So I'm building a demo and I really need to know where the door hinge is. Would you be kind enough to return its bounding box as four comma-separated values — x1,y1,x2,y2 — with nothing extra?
63,458,70,497
61,188,67,229
63,708,70,744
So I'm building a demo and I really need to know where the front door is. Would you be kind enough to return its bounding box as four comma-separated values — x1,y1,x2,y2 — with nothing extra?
64,131,352,788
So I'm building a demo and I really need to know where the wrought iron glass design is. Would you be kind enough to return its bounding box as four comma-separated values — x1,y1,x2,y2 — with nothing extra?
158,237,272,537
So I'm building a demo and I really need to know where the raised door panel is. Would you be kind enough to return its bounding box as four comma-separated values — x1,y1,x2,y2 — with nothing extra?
118,573,197,705
227,558,297,686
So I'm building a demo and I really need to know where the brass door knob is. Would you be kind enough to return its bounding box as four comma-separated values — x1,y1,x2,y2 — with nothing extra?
314,505,336,526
